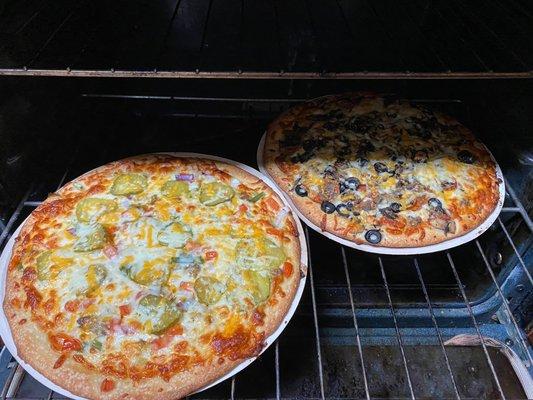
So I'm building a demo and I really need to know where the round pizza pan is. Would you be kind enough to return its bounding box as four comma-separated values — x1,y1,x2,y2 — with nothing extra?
0,152,309,400
257,132,506,255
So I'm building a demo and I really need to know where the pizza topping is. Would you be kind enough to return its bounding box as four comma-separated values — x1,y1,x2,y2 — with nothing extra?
457,150,476,164
373,162,388,174
110,173,148,196
161,180,189,198
364,229,382,244
427,197,443,211
320,201,336,214
336,203,351,218
194,276,225,305
248,191,266,202
157,222,192,248
76,198,117,223
294,184,308,197
340,177,360,193
199,182,235,206
73,224,108,252
136,294,181,334
100,378,116,392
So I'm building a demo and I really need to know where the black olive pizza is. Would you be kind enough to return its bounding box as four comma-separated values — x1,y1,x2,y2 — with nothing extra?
262,93,501,248
3,154,302,399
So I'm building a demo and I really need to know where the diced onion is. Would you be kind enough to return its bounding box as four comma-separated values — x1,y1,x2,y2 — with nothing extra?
176,174,194,182
274,207,289,228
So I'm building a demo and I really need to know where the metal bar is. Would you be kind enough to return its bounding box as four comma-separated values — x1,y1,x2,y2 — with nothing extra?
0,361,17,400
498,218,533,286
230,376,235,400
505,179,533,232
0,69,531,79
304,227,325,400
413,258,461,400
340,247,370,400
23,200,41,207
378,257,416,400
80,94,306,102
475,240,533,366
502,207,521,213
0,186,32,250
5,364,24,399
275,341,280,400
446,252,506,399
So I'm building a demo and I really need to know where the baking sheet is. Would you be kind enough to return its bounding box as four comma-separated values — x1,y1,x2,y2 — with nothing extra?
0,152,309,400
257,132,506,255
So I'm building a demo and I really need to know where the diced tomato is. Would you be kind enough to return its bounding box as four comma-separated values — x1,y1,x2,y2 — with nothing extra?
80,298,95,310
119,304,131,317
100,378,116,392
179,281,194,291
49,333,82,352
282,261,293,278
103,244,118,259
151,325,183,351
265,196,281,211
152,335,173,351
239,204,248,213
21,267,37,284
184,240,201,251
205,250,218,261
64,300,80,312
53,353,67,369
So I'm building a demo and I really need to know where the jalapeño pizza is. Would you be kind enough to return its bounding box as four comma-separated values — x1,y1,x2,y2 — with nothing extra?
3,154,302,399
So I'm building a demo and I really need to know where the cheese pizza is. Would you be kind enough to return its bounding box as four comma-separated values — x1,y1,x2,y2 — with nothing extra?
263,93,501,248
3,154,302,399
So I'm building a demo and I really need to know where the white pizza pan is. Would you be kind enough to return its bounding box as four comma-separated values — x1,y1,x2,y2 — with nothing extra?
0,152,309,400
257,132,506,255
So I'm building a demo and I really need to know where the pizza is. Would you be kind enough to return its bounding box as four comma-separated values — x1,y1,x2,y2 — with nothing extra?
263,92,501,248
2,154,302,399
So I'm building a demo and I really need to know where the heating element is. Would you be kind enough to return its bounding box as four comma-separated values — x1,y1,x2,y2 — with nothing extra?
0,96,530,399
0,0,531,78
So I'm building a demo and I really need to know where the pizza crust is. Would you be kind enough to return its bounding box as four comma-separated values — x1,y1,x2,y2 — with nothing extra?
3,154,304,400
263,92,501,248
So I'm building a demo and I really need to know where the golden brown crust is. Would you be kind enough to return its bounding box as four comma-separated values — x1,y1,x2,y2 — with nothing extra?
3,154,303,400
263,92,500,248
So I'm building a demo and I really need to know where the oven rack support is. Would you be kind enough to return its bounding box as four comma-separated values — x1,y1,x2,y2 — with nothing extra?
0,0,532,79
0,162,531,399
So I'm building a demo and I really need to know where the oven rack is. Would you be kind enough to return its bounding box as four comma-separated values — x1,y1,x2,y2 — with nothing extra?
0,0,532,79
0,135,531,398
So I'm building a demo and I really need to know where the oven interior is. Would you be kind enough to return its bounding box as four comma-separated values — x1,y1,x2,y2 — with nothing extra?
0,0,532,398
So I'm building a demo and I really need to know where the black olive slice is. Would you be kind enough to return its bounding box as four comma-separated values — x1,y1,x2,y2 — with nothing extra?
457,150,476,164
336,203,351,217
389,202,401,213
365,230,382,244
428,198,443,209
374,162,388,173
295,184,308,197
321,201,336,214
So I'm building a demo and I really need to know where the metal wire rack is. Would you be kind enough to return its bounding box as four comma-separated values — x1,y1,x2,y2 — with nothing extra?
0,0,532,78
0,97,531,399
